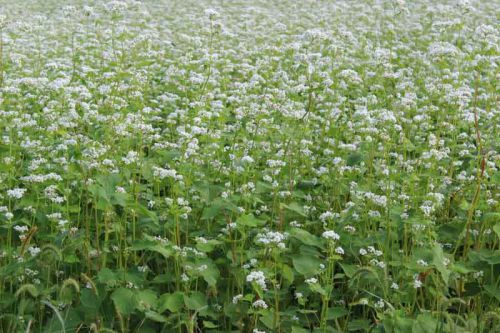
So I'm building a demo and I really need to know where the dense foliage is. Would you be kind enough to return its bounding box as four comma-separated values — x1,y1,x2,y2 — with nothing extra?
0,0,499,332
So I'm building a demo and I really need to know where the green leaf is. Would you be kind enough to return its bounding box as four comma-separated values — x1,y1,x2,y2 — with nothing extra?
347,153,363,166
80,289,101,316
201,199,225,220
292,326,310,333
297,180,320,190
484,284,500,301
111,288,137,316
283,202,307,217
260,309,275,328
348,319,370,331
293,255,321,276
326,307,348,320
202,321,218,329
136,289,158,311
131,240,172,259
459,198,470,211
290,228,321,247
431,243,450,283
195,239,222,253
412,314,438,333
145,310,167,323
281,264,294,283
198,260,219,287
97,268,119,286
236,214,266,228
158,292,184,313
381,310,414,333
310,283,327,296
450,263,473,274
493,222,500,239
184,292,207,311
463,282,481,297
339,263,357,278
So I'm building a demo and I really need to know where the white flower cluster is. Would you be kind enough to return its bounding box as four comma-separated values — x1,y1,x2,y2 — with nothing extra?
255,230,288,249
246,270,267,291
152,166,183,181
7,188,27,199
322,230,340,241
252,299,268,309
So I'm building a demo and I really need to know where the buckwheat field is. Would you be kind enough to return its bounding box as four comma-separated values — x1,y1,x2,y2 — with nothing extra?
0,0,499,332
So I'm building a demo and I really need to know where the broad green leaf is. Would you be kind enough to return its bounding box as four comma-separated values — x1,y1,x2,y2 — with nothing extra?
484,284,500,301
201,198,227,220
259,309,275,328
292,326,310,333
339,263,358,278
145,310,167,323
281,264,294,283
348,319,370,331
184,292,207,311
236,214,266,228
158,292,184,313
131,240,172,259
111,288,137,316
347,152,363,166
199,261,219,287
203,321,218,329
431,243,450,283
412,314,438,333
136,289,158,311
493,222,500,239
309,283,327,296
283,202,307,217
326,307,348,319
290,228,321,247
97,268,119,286
293,255,321,276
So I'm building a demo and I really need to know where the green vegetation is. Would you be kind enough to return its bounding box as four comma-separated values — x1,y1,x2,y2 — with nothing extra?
0,0,499,332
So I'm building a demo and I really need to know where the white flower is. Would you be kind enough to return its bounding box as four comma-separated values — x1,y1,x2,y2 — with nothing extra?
122,151,139,165
252,300,268,309
7,188,27,199
28,246,41,257
204,8,219,19
138,265,149,273
473,271,484,279
256,231,287,248
374,300,385,309
152,166,183,180
319,211,336,222
322,230,340,241
305,277,318,285
241,155,254,164
335,246,344,255
115,186,126,193
417,259,428,267
344,225,356,233
246,271,267,290
232,294,243,304
14,225,29,233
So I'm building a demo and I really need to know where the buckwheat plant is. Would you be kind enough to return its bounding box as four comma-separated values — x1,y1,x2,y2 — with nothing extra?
0,0,499,332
